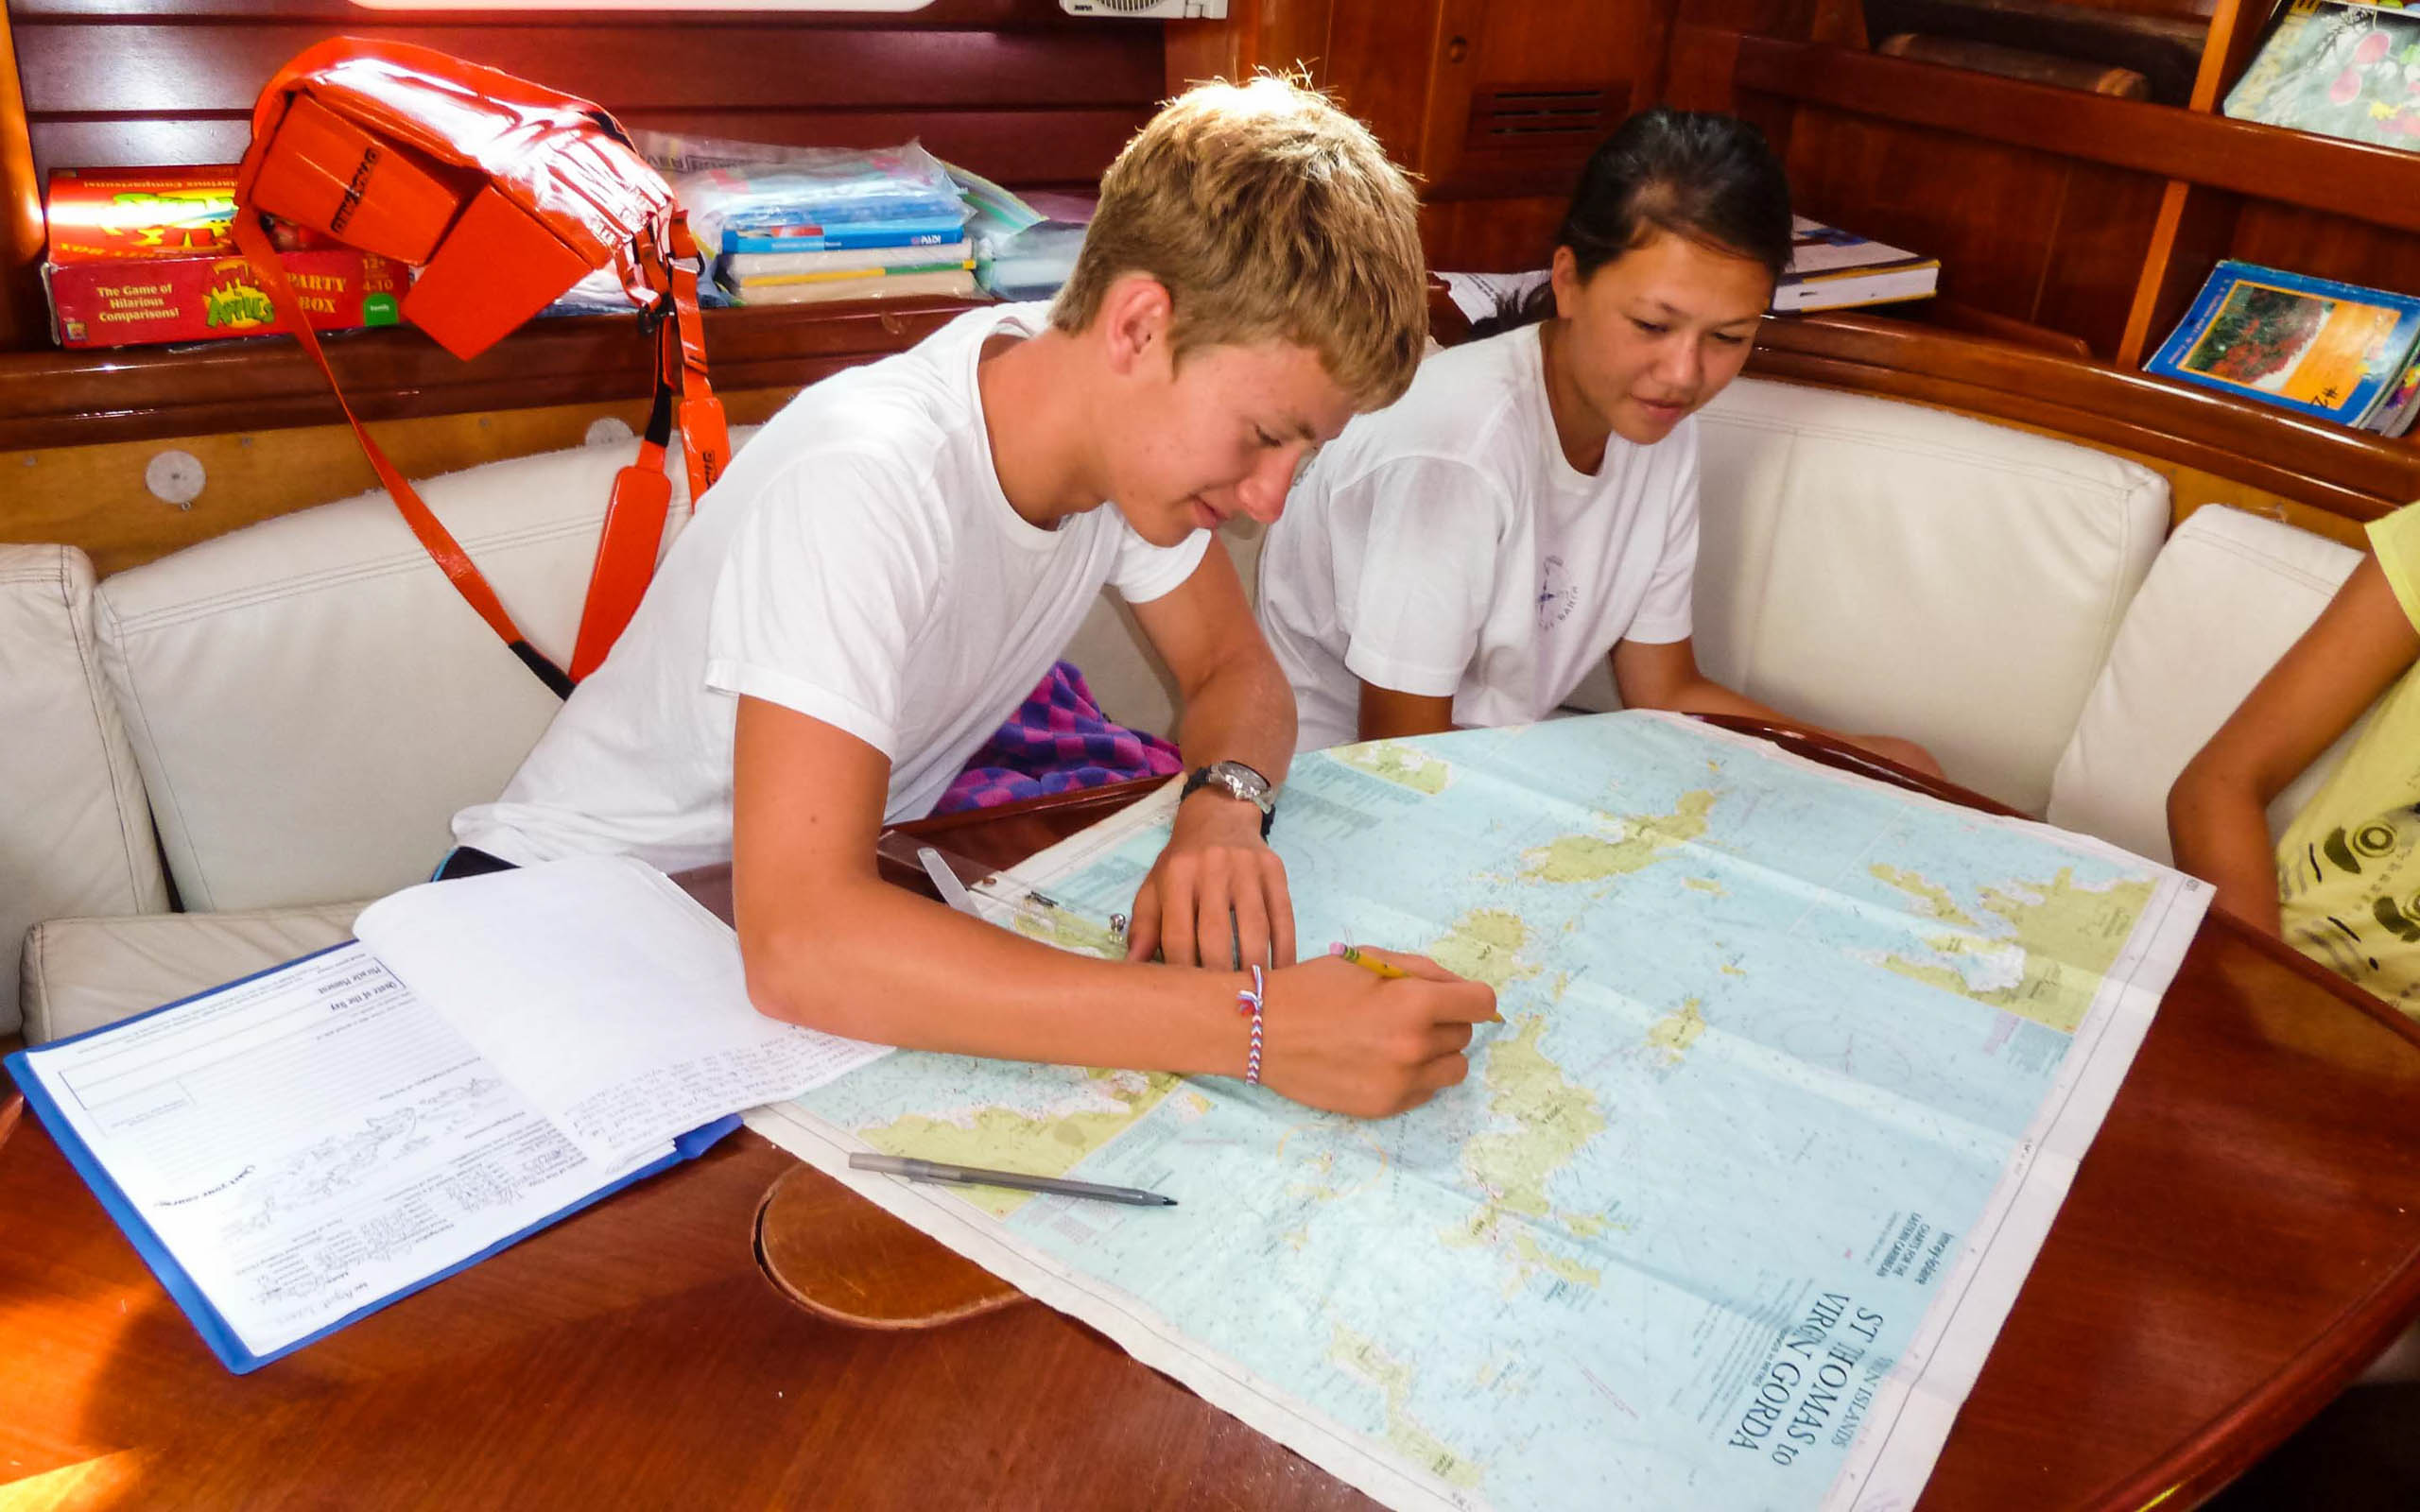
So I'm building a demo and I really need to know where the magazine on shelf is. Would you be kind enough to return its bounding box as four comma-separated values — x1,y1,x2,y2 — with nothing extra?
2146,259,2420,427
2224,1,2420,152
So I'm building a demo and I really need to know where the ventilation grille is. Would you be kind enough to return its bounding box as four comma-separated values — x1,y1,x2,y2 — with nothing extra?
1465,87,1613,149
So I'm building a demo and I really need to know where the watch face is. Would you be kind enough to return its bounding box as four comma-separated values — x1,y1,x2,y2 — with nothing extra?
1195,761,1273,812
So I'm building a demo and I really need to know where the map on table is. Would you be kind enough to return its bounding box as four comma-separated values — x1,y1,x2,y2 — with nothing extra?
747,713,2209,1511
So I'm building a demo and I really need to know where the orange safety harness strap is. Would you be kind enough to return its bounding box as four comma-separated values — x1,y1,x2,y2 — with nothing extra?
231,209,577,698
567,209,726,684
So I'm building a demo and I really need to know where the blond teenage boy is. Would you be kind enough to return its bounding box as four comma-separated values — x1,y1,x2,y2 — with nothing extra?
452,79,1496,1117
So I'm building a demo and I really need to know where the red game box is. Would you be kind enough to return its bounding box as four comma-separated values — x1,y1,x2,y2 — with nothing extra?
43,166,407,349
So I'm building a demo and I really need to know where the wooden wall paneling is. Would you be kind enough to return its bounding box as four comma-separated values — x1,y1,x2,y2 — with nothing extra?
6,0,1165,216
10,0,1046,18
0,2,40,349
1733,35,2420,237
26,108,1155,192
1316,0,1448,171
1408,0,1484,188
1420,194,1563,273
2227,199,2420,302
0,387,804,576
2029,159,2170,357
1432,0,1646,201
16,24,1164,116
1781,106,2071,335
1163,0,1336,94
1634,0,1682,111
1664,22,1745,112
2118,180,2241,364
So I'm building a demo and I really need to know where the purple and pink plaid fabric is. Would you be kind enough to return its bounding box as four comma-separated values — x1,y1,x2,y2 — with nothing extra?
933,661,1183,814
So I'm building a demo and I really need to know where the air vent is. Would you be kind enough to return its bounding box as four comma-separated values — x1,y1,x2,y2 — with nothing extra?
1465,87,1612,148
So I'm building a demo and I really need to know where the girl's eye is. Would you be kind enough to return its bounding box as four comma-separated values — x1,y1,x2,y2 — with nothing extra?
1711,332,1749,347
1631,318,1668,335
1254,428,1283,448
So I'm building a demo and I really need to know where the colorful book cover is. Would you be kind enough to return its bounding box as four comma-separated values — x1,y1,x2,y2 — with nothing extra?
2223,0,2420,148
725,260,976,290
2147,259,2420,424
725,267,977,307
718,239,973,279
715,215,968,256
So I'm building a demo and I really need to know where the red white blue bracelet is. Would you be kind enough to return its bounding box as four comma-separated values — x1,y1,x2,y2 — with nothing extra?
1236,964,1266,1085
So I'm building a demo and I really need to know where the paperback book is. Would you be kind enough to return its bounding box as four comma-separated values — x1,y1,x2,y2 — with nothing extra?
1774,217,1940,312
2147,259,2420,428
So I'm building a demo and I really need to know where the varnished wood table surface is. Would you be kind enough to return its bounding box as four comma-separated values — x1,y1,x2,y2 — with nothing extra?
9,727,2420,1510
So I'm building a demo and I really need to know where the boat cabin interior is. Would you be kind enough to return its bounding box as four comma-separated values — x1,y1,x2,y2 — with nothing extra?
7,1,2420,1507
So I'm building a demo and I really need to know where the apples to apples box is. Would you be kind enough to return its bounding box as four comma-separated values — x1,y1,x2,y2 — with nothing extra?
43,166,406,348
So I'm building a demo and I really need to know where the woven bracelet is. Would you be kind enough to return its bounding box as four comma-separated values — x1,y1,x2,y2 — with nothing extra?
1236,963,1266,1085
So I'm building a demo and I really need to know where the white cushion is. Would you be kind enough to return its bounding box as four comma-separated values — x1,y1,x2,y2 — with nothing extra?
21,902,365,1044
1067,521,1268,739
2048,505,2366,863
0,545,169,1038
95,435,741,913
1673,378,2167,815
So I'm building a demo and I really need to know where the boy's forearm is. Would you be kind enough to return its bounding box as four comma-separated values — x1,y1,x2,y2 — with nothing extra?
1173,649,1296,782
742,872,1253,1074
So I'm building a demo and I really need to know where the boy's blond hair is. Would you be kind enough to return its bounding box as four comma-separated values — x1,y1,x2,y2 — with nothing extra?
1051,76,1426,410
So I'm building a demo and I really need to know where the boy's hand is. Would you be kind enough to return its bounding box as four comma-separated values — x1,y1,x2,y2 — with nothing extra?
1127,792,1295,968
1257,949,1499,1117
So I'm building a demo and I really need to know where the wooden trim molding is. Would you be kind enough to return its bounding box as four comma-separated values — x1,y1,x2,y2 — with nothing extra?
0,297,980,452
1732,33,2420,237
1750,313,2420,522
0,5,43,351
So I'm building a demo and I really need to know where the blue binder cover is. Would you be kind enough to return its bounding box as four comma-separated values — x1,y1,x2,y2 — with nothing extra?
2147,260,2420,425
4,943,741,1376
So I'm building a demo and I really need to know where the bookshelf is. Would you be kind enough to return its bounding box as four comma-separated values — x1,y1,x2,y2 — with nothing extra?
1667,0,2420,439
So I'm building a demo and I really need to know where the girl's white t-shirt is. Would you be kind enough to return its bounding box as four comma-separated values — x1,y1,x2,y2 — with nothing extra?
454,302,1208,873
1255,321,1700,752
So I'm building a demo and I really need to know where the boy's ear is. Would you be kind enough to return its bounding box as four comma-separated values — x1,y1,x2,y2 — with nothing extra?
1097,273,1176,378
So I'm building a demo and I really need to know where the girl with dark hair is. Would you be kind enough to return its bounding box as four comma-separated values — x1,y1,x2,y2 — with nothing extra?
1254,107,1940,772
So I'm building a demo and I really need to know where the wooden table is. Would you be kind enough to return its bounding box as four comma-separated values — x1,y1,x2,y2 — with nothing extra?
9,729,2420,1510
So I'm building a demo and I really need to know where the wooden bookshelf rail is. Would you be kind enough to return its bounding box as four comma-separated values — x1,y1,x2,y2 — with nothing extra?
0,297,981,453
1751,313,2420,521
1723,33,2420,240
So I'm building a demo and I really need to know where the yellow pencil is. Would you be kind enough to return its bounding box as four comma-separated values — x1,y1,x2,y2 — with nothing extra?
1329,941,1409,978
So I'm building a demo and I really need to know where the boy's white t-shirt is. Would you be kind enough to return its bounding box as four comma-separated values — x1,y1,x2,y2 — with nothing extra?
1255,321,1700,752
453,302,1209,872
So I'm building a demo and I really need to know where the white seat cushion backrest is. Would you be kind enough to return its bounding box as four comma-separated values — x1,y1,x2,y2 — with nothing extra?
1,544,170,1036
2048,505,2366,863
1067,520,1269,739
95,434,744,913
1681,378,2167,815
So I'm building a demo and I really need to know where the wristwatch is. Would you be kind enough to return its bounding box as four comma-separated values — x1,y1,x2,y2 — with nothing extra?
1181,760,1277,838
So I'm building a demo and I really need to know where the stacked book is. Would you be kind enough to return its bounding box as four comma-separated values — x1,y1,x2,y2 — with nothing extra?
2149,260,2420,437
653,138,976,307
1774,217,1940,313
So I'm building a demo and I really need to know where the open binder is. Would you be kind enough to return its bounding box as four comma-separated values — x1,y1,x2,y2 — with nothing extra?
5,856,884,1373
